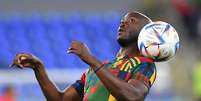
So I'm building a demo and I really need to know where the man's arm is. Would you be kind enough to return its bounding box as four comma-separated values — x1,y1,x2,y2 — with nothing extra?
68,41,149,101
85,56,148,101
33,63,81,101
11,53,81,101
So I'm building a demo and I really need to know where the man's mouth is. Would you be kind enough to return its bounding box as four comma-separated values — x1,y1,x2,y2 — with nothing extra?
118,27,125,35
118,28,124,32
118,23,125,31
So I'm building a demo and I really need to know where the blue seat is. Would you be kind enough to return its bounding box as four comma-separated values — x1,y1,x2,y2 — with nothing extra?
0,13,122,69
0,49,13,67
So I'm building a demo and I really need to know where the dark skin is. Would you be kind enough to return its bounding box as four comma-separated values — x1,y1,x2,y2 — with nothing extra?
11,12,152,101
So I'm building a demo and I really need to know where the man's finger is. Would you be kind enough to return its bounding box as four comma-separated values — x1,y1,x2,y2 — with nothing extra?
16,64,23,69
10,62,23,69
68,47,74,50
20,55,29,61
9,63,15,68
68,46,78,51
70,43,78,49
12,56,24,68
67,49,78,54
15,58,24,68
20,58,32,65
67,50,74,54
67,50,71,54
17,57,21,64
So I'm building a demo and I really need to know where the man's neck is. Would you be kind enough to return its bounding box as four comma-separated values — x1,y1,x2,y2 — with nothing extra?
119,44,141,57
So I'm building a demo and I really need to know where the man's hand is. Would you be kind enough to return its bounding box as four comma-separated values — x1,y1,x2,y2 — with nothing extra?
10,53,42,69
67,41,95,66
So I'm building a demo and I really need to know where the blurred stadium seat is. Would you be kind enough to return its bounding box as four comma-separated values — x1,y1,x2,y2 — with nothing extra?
0,12,120,69
0,13,122,100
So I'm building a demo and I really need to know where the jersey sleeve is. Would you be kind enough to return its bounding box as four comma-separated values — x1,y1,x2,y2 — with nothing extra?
71,72,86,98
130,61,156,88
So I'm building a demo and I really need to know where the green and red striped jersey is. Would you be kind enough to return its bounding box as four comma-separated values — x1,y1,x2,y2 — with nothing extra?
72,51,156,101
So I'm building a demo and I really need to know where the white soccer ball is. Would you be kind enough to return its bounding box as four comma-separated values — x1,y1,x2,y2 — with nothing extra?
138,21,180,61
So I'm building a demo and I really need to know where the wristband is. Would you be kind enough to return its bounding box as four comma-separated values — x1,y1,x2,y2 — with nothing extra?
94,63,105,73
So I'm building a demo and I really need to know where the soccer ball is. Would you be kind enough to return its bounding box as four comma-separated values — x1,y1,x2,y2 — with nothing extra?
138,21,180,62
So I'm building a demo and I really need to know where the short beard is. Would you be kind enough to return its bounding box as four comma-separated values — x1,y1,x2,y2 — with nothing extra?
117,36,138,47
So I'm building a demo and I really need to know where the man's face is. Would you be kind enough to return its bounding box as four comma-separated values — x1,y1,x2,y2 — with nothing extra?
117,13,139,47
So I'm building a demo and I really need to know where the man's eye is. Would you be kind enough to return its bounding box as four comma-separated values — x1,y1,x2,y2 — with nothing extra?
130,19,134,23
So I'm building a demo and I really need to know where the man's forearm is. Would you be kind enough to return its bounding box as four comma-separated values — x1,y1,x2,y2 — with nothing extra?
11,53,80,101
33,63,62,101
89,56,143,101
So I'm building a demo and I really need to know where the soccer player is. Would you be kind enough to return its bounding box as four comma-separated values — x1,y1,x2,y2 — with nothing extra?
11,11,156,101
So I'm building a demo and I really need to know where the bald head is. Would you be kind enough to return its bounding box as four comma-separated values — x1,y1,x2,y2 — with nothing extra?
127,11,152,22
126,11,152,32
117,11,152,47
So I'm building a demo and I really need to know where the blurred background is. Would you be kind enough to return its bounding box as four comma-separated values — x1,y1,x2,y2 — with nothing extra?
0,0,200,101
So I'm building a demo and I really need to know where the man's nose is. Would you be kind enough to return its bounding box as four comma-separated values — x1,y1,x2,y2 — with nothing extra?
120,20,125,24
120,20,128,27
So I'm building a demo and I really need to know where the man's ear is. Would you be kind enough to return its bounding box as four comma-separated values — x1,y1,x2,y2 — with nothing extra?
130,17,138,23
